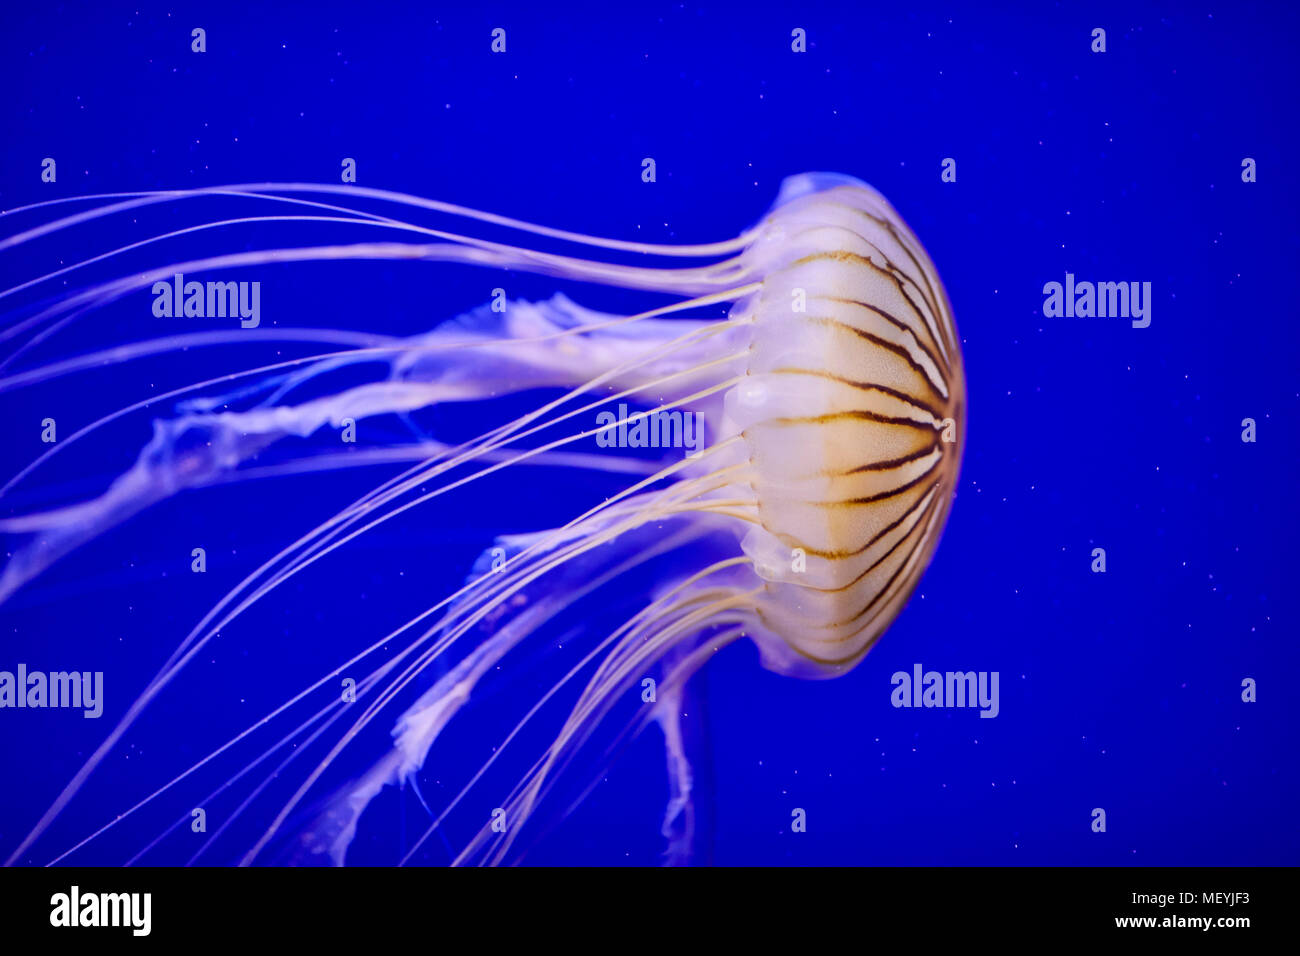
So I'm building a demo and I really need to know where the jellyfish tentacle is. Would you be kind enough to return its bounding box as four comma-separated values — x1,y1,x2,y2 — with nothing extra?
302,528,716,868
3,178,667,308
171,660,403,867
43,489,726,865
136,339,742,696
22,378,747,868
0,209,434,308
0,183,760,259
243,468,748,867
2,230,756,362
240,494,734,866
0,321,745,607
2,349,356,498
0,285,741,560
0,282,740,499
654,640,724,867
466,590,753,866
15,421,744,865
0,327,404,395
2,223,750,368
0,206,433,371
395,553,753,865
497,624,734,867
468,623,747,867
209,442,664,486
52,498,684,863
0,184,755,362
243,486,748,866
0,284,743,409
466,588,758,866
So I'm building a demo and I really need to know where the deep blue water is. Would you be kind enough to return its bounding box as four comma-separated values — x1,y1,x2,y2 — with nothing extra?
0,2,1296,866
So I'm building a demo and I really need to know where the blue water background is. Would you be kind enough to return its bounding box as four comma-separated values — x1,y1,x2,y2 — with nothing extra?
0,2,1296,865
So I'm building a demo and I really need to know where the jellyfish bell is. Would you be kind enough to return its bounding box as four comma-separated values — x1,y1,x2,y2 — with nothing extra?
722,172,966,677
0,172,963,866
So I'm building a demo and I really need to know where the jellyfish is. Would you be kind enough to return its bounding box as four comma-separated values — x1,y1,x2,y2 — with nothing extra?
0,172,964,866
